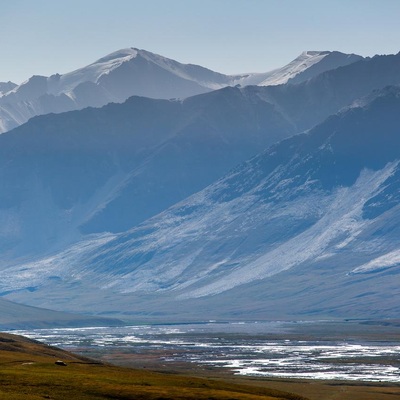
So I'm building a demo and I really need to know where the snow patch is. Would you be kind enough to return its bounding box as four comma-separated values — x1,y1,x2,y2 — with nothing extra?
351,249,400,274
234,51,330,87
0,233,116,292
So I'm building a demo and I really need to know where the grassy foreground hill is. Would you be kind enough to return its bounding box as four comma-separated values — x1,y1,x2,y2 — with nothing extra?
0,332,304,400
1,331,399,400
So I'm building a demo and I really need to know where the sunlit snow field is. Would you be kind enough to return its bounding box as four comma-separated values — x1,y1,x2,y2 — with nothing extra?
11,322,400,382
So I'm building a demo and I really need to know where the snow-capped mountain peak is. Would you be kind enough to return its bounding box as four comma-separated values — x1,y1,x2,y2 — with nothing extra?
258,50,331,86
93,47,139,64
48,47,139,96
0,47,363,133
234,50,362,87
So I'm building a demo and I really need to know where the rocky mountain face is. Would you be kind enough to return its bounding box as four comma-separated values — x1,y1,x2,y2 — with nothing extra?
3,85,400,320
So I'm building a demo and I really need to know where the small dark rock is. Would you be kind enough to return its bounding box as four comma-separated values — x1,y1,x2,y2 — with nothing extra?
55,360,67,366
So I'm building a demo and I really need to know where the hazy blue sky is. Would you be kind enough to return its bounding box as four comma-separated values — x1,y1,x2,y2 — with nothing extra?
1,0,400,83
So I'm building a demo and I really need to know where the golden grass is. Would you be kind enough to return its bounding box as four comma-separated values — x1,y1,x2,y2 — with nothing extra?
0,332,306,400
2,332,399,400
0,361,307,400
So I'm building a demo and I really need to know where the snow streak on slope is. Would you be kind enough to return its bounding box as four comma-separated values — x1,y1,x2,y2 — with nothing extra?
186,164,397,297
351,249,400,274
0,234,116,293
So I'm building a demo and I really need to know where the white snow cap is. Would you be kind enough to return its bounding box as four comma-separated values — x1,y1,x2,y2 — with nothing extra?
234,51,331,87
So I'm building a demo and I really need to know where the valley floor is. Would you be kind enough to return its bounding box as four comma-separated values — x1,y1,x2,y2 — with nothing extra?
0,332,306,400
72,347,400,400
2,321,400,400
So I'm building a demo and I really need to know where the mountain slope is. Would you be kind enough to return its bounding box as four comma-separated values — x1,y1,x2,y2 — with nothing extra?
1,52,400,266
0,81,17,94
0,48,361,133
0,87,295,261
0,298,121,329
5,86,400,320
245,51,400,131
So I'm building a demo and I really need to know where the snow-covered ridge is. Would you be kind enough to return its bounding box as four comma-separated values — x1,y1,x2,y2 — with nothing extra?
259,50,330,85
234,51,330,86
48,48,139,96
0,47,362,133
232,50,362,87
6,48,140,98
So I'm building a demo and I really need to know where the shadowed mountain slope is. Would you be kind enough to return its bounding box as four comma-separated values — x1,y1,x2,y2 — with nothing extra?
0,298,121,329
0,87,295,260
4,86,400,320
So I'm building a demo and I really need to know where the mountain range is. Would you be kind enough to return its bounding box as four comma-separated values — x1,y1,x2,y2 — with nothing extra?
0,49,361,133
1,47,400,324
3,84,400,321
